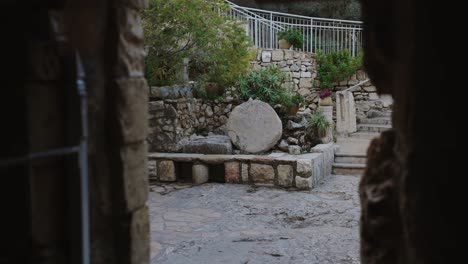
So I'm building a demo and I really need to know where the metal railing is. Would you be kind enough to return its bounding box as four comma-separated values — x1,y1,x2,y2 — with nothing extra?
225,0,363,56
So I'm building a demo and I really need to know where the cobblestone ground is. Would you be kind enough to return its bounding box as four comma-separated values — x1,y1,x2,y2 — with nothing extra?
150,175,360,264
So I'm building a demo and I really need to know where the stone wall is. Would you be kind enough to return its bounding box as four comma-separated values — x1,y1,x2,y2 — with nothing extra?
148,88,240,152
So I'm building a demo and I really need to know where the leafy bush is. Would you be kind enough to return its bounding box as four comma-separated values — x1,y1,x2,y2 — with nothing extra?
238,66,296,107
316,49,363,89
306,111,332,138
278,28,304,48
142,0,254,87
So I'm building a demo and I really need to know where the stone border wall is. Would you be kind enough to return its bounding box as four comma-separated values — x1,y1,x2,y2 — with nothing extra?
148,143,335,190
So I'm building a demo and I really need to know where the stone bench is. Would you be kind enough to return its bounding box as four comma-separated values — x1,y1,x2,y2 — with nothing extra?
148,143,335,190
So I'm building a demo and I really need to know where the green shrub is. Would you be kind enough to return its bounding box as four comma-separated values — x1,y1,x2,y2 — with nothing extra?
142,0,254,87
306,111,332,138
278,28,304,48
316,49,363,89
237,66,295,107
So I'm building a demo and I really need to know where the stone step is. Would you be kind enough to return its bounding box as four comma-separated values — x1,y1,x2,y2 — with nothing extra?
334,153,367,164
332,163,366,176
358,117,392,125
348,132,380,140
357,124,391,133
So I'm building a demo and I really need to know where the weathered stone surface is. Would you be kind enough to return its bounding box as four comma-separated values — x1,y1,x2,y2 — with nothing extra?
121,142,148,212
300,71,312,78
290,64,300,72
369,92,379,100
261,51,272,62
192,164,209,184
148,160,157,181
271,50,284,61
225,161,240,183
250,164,275,183
182,135,233,154
336,91,357,134
116,7,145,77
287,120,305,130
227,100,282,153
158,160,176,182
311,143,335,180
298,88,311,97
149,84,193,99
367,109,385,118
241,163,249,183
129,206,149,264
299,78,313,88
295,176,313,190
363,85,377,92
284,50,294,60
277,164,294,187
288,145,301,155
278,139,289,152
296,159,313,178
287,137,299,145
116,77,148,143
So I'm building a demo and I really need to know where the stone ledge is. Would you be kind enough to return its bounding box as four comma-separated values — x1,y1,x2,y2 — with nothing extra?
148,144,335,190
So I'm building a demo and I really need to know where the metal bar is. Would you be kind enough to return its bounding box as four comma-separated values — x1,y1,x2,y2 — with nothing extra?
0,146,80,168
75,52,90,264
343,79,370,92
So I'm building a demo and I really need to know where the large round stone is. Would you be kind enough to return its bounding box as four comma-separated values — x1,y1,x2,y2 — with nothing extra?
226,99,282,153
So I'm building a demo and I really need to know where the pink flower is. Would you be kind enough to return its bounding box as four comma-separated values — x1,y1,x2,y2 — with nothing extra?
318,89,332,99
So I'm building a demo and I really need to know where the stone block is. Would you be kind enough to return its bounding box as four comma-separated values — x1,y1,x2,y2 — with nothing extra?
296,159,313,178
121,142,148,212
300,71,312,78
288,145,301,155
148,160,157,181
290,64,300,72
128,206,150,264
261,51,272,62
299,78,313,88
292,72,301,78
192,164,209,184
225,161,240,183
158,160,176,182
116,77,148,143
277,165,294,187
241,163,249,183
271,50,284,61
182,135,233,154
311,143,335,180
116,7,145,77
369,92,379,100
250,164,275,183
298,88,311,97
284,50,294,60
295,176,313,190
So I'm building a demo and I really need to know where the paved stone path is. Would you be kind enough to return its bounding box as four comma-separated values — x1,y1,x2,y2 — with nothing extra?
150,175,360,264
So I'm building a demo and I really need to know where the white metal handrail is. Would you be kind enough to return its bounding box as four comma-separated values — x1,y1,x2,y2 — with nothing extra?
224,0,363,56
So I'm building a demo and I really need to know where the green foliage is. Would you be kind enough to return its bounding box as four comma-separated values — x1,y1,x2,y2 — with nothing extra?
291,93,305,106
237,66,299,107
316,49,363,89
306,111,332,138
278,29,304,48
142,0,254,87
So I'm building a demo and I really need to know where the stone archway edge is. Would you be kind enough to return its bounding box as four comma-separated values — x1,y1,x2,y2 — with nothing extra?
148,143,336,190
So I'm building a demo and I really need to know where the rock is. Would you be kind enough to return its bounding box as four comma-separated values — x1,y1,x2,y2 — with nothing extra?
219,115,228,124
182,135,233,154
284,50,294,60
295,176,313,190
278,60,287,67
367,109,385,118
299,78,313,88
292,72,301,78
278,139,289,152
192,164,209,184
287,137,299,145
369,93,379,100
158,161,176,182
241,163,249,183
296,159,313,178
148,160,157,181
205,106,214,117
250,164,275,183
288,145,301,155
287,120,305,130
363,86,377,92
261,51,272,62
225,162,240,183
290,64,300,72
277,165,293,187
300,71,312,78
271,50,284,61
226,100,282,153
298,88,311,97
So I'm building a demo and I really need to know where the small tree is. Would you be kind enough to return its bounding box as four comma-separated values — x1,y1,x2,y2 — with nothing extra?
142,0,254,87
316,49,363,89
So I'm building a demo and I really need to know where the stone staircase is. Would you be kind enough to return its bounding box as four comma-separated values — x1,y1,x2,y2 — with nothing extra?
333,114,392,176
